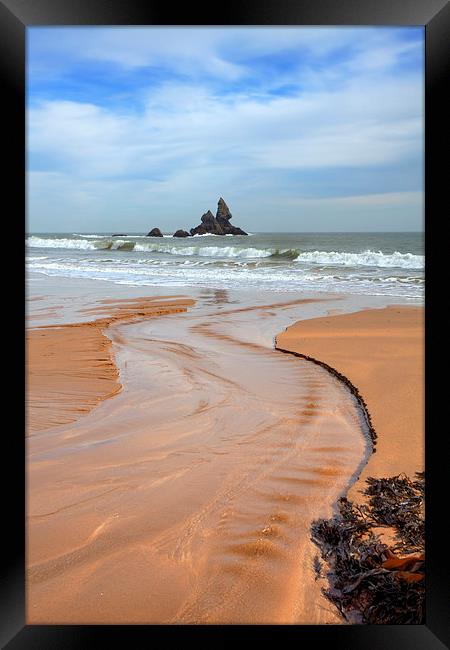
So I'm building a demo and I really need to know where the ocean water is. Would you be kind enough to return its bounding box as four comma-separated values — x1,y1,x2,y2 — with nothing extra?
26,232,424,300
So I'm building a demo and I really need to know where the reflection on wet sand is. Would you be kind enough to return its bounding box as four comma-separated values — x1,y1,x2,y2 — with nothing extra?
27,294,370,624
199,288,234,306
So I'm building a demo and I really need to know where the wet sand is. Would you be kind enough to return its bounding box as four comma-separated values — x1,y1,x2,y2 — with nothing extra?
276,305,424,501
27,293,372,624
27,324,121,434
26,297,195,434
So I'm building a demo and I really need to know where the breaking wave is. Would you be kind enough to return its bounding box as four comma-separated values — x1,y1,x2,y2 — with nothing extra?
26,237,423,269
26,237,295,259
294,250,424,269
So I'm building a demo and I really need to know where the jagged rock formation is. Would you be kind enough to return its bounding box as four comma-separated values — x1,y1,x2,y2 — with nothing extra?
147,228,163,237
190,198,247,236
173,229,191,238
190,210,224,236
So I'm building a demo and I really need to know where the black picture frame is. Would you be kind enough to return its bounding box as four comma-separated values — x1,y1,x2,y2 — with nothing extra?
4,0,448,646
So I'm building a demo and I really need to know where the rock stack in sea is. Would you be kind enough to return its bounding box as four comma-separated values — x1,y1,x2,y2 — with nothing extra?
190,198,247,236
145,198,247,237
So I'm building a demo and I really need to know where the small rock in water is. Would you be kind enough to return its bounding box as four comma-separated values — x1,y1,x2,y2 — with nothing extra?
173,229,191,238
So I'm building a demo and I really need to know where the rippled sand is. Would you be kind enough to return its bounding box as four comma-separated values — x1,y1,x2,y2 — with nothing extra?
27,293,370,624
276,305,424,503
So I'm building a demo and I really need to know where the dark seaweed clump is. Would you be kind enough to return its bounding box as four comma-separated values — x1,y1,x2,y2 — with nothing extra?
311,472,425,624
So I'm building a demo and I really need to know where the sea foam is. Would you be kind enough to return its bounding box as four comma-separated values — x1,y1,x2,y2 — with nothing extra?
26,237,424,269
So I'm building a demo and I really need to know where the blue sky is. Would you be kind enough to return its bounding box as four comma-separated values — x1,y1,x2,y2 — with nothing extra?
27,27,424,232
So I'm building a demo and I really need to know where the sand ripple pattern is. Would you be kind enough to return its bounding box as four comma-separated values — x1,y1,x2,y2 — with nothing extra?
27,295,369,624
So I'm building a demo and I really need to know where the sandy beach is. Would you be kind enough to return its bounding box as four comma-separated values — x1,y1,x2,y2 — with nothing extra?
276,305,424,501
26,297,195,434
26,289,372,625
26,285,423,625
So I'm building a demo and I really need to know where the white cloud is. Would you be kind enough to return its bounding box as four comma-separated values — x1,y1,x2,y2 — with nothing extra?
28,72,422,178
29,27,423,85
27,27,424,231
277,191,422,207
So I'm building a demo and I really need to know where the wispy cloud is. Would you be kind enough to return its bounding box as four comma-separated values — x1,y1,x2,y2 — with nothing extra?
27,27,424,232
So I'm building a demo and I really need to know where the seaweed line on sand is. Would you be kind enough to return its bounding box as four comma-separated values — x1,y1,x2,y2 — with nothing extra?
274,340,377,451
274,336,424,624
